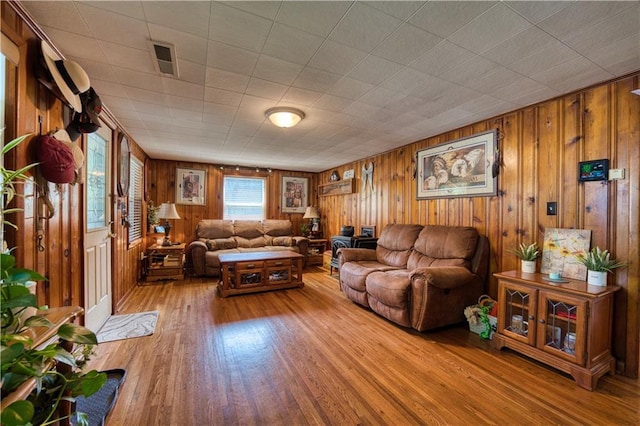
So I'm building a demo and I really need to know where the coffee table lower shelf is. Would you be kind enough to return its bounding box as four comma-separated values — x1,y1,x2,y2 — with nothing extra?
218,251,304,297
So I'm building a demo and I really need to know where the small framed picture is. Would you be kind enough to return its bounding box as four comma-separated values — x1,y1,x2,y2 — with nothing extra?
176,168,206,205
281,176,308,214
360,225,376,238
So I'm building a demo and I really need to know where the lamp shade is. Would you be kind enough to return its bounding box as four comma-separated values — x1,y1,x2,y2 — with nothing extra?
157,202,181,220
303,206,320,219
265,107,305,128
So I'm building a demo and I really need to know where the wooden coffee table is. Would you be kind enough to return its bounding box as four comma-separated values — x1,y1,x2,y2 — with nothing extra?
218,251,304,297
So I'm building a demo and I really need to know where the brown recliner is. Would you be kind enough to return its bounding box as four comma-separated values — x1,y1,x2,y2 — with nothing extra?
339,224,489,332
338,224,422,307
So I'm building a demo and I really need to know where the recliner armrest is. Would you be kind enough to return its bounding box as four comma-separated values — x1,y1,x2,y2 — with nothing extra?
337,248,377,266
293,236,309,257
410,266,478,290
185,240,207,276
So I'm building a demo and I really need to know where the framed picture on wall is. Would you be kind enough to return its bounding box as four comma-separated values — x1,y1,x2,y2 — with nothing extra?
416,129,498,199
176,168,206,205
281,176,308,214
117,134,130,197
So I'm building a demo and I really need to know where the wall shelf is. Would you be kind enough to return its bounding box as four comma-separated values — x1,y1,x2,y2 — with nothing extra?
319,178,355,196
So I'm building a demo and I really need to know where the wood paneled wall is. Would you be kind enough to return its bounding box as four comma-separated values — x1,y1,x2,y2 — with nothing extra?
146,160,318,244
4,1,638,378
317,73,640,377
1,2,146,314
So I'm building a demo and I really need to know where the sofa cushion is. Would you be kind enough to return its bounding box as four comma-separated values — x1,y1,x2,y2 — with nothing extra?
233,221,264,238
271,236,294,247
235,236,268,248
366,270,412,327
263,220,293,236
340,261,397,291
196,220,234,239
205,238,238,250
407,225,478,270
376,224,423,268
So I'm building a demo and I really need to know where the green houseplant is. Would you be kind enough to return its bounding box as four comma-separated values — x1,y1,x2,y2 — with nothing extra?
576,247,626,286
510,242,539,273
1,134,106,425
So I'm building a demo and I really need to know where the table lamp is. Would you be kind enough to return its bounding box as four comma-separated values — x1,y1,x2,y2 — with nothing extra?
157,202,181,246
303,206,320,237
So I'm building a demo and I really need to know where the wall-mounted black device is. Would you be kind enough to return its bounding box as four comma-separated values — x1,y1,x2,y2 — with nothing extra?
578,159,609,182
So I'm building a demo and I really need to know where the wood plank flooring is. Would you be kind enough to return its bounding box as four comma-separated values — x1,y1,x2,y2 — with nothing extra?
88,268,639,425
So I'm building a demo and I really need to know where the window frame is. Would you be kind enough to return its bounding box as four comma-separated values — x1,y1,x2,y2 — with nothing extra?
222,175,267,221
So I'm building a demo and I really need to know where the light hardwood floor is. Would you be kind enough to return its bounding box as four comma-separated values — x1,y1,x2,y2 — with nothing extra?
88,268,639,425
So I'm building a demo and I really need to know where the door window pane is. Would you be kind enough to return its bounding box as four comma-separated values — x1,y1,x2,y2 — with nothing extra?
86,133,108,229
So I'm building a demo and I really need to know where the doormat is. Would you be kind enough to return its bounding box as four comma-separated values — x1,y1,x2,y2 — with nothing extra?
97,311,159,343
72,369,126,426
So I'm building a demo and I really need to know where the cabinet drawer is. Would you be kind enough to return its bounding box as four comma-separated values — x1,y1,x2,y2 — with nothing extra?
265,259,291,268
235,260,264,270
149,267,182,277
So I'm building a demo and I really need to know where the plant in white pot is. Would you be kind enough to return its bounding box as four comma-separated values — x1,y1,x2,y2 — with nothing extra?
511,242,539,273
576,247,625,287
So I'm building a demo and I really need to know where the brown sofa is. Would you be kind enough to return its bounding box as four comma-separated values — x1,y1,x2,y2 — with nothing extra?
338,224,489,331
186,220,309,277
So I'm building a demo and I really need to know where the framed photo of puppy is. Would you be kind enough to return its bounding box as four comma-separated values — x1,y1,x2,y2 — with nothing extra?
416,129,498,199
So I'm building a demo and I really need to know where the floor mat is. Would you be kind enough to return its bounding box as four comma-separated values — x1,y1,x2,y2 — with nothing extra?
97,311,159,343
72,369,126,426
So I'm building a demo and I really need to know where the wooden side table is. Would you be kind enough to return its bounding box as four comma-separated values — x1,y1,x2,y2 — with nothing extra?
145,243,185,281
307,239,328,266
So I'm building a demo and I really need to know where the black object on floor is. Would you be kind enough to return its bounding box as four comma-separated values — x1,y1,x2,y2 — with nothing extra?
72,369,126,426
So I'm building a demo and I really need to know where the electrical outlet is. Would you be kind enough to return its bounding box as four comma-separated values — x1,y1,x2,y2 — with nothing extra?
547,202,557,216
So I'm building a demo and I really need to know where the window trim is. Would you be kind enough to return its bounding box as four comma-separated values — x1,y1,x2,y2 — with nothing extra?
222,175,267,221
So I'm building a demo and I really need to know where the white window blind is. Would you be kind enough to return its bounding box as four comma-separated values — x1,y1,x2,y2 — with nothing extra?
223,176,266,220
128,156,144,243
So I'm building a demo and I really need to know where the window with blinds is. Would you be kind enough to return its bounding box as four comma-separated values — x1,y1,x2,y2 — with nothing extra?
223,176,266,220
128,156,144,243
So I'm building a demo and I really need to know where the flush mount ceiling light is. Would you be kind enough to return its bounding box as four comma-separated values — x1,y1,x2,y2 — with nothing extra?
265,107,305,128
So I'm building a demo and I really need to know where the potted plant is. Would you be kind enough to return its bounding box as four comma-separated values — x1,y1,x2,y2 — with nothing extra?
1,134,106,425
576,246,626,287
510,242,539,273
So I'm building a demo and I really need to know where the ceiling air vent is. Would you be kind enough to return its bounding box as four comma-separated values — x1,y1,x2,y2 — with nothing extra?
148,40,178,77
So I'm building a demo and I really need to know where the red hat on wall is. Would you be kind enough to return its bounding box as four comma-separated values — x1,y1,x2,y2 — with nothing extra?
36,135,75,184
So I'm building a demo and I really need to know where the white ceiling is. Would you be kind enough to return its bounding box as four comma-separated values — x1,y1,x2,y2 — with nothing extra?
20,1,640,172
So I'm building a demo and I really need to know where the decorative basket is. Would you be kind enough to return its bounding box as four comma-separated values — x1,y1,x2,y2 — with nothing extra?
468,314,497,339
466,294,498,340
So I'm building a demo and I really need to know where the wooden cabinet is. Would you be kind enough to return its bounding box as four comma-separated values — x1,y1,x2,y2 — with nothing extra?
145,243,185,281
492,271,620,390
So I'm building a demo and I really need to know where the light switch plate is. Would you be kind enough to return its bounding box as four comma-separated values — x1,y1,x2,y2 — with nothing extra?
547,202,557,216
609,168,625,180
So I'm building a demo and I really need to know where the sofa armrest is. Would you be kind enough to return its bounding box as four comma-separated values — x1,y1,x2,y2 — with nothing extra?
410,266,478,290
337,248,377,267
293,236,309,257
186,240,207,276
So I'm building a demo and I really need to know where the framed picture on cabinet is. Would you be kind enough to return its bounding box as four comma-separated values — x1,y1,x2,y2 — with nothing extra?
176,168,206,205
416,129,498,199
281,176,308,214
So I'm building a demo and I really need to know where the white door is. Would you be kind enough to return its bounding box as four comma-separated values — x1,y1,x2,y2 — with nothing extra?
83,125,113,332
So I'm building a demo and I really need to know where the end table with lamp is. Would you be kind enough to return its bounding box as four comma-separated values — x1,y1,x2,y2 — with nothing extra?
303,206,321,238
157,202,181,246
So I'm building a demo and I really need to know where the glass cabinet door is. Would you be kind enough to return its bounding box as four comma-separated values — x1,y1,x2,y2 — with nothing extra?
537,290,587,365
498,280,537,345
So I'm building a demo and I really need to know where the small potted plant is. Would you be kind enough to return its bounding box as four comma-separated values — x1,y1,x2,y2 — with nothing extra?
576,246,625,286
510,242,540,273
